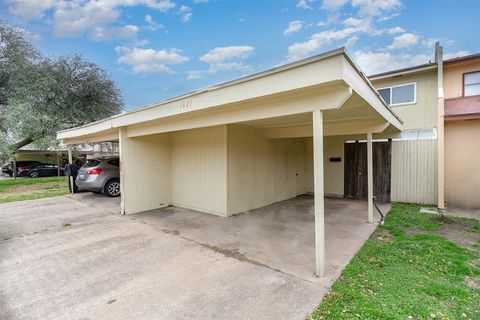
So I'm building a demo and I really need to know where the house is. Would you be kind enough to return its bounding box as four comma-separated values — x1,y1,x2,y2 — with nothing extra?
443,53,480,209
56,45,478,276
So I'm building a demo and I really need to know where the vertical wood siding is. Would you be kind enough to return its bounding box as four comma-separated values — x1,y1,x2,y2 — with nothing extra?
391,139,437,205
171,125,227,216
123,134,171,214
227,125,306,215
445,120,480,209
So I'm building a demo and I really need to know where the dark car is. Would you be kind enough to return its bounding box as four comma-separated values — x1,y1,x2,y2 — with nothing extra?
1,161,43,177
20,163,65,178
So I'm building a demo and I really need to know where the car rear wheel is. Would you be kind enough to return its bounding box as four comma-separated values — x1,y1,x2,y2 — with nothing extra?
105,179,120,197
29,171,39,178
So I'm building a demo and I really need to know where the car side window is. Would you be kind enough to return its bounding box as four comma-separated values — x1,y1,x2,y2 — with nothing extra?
108,159,119,167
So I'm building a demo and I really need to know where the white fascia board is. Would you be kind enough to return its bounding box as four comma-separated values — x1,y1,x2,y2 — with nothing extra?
57,119,114,140
341,54,403,131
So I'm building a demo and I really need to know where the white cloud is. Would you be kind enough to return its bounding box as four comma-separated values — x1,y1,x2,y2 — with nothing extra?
187,70,202,80
351,0,402,18
284,21,305,36
145,14,163,31
90,25,139,42
200,45,254,73
6,0,177,41
200,46,254,63
387,33,418,50
321,0,349,10
6,0,55,19
297,0,314,10
444,51,470,60
287,28,357,61
115,46,188,74
192,0,208,3
354,50,432,75
388,26,405,34
178,5,192,22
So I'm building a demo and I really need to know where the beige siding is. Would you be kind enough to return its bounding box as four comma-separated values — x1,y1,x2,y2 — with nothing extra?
171,126,227,216
227,125,305,215
123,134,171,214
306,136,345,196
391,139,437,205
444,60,480,99
371,70,438,130
445,120,480,209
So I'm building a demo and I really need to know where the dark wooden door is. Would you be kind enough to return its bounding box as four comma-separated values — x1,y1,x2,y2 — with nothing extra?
344,141,391,202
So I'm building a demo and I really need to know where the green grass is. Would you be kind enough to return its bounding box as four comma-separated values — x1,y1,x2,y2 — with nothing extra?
311,203,480,320
0,176,69,203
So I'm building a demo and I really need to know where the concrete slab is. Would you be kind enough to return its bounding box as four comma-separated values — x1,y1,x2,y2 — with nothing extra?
0,194,387,320
134,195,389,284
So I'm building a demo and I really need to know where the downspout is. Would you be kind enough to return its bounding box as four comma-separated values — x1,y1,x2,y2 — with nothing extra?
435,42,445,210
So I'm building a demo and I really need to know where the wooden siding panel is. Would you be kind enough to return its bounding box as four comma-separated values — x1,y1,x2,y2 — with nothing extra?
391,139,437,205
445,120,480,209
171,125,227,216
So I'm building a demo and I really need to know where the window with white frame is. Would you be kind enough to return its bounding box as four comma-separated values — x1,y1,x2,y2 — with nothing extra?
464,71,480,97
377,82,416,106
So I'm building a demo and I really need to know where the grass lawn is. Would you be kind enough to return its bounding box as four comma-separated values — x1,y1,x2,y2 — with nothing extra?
312,203,480,320
0,176,69,203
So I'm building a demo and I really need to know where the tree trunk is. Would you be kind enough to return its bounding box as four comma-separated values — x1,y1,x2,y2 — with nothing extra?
13,137,33,151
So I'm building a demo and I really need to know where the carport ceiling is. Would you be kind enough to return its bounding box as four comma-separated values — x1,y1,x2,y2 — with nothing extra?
237,92,384,132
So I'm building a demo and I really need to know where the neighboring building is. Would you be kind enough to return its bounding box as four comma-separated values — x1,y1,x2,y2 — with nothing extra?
443,53,480,209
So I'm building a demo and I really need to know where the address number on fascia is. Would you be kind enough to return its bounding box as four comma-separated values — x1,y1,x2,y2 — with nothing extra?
179,99,193,110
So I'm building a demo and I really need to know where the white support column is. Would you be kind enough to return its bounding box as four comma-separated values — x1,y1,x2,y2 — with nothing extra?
367,132,374,223
313,110,325,277
119,128,126,215
67,147,74,194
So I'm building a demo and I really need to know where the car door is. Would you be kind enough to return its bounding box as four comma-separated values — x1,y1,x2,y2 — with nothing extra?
36,164,48,176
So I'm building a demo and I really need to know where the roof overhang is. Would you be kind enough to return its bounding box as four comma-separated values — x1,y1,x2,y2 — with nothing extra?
369,64,437,81
57,47,403,145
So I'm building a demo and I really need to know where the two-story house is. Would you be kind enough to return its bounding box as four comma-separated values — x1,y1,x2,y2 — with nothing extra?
367,48,479,210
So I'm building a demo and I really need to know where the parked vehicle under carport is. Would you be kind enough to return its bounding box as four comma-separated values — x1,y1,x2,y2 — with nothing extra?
76,157,120,197
19,163,64,178
1,161,43,177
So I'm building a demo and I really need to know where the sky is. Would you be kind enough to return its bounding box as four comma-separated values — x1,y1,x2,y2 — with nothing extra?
1,0,479,111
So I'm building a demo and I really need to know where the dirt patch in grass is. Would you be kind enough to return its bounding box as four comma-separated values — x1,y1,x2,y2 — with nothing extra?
465,275,480,289
371,228,395,243
404,216,480,251
436,219,480,251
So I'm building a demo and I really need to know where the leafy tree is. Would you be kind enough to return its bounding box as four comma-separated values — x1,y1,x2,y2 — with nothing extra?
0,21,123,163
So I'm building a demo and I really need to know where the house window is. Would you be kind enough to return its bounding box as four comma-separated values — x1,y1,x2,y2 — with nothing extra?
377,83,416,106
464,71,480,97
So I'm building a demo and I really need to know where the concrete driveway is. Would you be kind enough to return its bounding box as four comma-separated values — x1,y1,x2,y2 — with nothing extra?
0,194,386,320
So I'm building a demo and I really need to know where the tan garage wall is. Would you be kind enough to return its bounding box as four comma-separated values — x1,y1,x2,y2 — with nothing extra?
171,125,228,216
391,139,437,205
306,136,345,196
123,134,171,214
227,125,306,215
445,120,480,209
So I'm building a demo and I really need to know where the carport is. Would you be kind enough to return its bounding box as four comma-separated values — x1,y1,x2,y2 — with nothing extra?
57,48,403,276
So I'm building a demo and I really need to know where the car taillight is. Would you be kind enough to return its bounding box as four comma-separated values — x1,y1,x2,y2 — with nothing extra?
87,168,102,175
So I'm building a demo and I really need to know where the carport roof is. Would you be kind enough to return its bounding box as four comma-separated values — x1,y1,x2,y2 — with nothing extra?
57,47,403,143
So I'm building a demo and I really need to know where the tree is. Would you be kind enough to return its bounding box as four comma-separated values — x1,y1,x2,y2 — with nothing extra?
0,21,123,163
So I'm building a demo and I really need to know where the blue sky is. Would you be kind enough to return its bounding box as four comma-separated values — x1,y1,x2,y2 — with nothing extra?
1,0,479,110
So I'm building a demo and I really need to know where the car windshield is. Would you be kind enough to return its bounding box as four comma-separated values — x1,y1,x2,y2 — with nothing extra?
83,160,101,167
